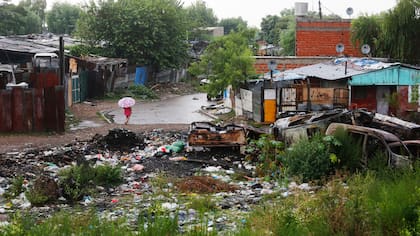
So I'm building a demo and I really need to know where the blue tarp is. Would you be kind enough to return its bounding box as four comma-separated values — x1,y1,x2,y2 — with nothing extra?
135,67,147,85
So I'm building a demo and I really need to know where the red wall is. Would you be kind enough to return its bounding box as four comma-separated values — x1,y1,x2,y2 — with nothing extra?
350,86,376,111
296,19,362,57
253,56,332,75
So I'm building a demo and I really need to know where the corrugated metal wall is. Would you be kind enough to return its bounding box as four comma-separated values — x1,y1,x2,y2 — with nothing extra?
0,86,65,133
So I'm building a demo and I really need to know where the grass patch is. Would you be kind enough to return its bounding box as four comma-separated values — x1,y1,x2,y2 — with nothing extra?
105,85,158,100
58,162,123,202
238,166,420,235
187,195,217,214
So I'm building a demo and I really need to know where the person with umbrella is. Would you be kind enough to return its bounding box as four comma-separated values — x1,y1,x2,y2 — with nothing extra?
118,97,135,125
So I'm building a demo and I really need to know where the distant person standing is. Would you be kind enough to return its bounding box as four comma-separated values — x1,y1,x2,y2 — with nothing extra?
118,97,136,125
123,106,132,125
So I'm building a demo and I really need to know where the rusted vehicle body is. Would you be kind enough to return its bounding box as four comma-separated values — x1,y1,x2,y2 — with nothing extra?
271,109,353,144
390,140,420,160
369,113,420,140
326,123,412,168
188,122,246,148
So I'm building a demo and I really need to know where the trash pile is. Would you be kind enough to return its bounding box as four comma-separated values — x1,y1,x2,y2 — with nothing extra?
0,128,318,233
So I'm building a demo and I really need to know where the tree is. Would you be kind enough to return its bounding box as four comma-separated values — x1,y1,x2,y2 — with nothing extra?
185,0,218,28
280,19,296,56
381,0,420,63
218,17,247,35
260,15,281,45
75,0,189,79
18,0,46,31
188,30,256,98
185,0,218,40
351,15,382,57
351,0,420,63
30,0,46,25
0,3,41,35
46,3,81,35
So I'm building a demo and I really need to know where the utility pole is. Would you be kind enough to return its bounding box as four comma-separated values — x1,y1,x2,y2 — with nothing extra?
318,0,322,19
59,36,64,86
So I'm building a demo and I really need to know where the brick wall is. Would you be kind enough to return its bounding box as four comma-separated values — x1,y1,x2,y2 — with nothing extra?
253,56,331,74
296,19,363,57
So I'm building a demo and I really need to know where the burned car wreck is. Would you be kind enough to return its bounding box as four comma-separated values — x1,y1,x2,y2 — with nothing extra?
271,108,419,145
326,123,413,168
271,109,355,144
187,122,247,149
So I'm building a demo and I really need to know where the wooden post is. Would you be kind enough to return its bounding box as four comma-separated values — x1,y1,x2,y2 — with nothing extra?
12,88,25,132
0,90,12,132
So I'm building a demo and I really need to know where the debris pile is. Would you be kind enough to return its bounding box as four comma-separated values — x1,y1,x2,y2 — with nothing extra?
0,128,318,233
93,128,146,151
176,176,237,194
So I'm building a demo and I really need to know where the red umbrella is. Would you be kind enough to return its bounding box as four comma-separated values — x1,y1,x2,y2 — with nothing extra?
118,97,136,108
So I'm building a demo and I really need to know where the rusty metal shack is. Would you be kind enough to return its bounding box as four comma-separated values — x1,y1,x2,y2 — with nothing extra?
234,58,420,123
287,58,420,117
68,55,128,105
235,66,349,123
0,36,65,133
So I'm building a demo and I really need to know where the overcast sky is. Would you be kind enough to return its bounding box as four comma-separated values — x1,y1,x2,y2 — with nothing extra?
180,0,398,27
12,0,398,28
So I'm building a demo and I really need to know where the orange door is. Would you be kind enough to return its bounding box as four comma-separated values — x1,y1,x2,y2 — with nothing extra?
264,89,276,123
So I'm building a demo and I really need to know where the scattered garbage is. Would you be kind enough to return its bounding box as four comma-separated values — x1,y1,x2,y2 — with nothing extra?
0,128,318,234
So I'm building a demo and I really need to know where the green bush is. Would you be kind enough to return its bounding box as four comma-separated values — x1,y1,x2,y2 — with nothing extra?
283,133,337,182
58,163,96,202
0,211,132,236
246,135,285,179
25,190,49,207
329,127,363,172
128,85,158,100
94,164,123,188
59,162,123,202
3,176,24,199
238,167,420,235
105,85,158,100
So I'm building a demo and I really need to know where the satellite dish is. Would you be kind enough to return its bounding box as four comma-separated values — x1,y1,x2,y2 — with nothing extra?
336,43,345,54
267,60,277,71
361,44,371,55
346,7,354,18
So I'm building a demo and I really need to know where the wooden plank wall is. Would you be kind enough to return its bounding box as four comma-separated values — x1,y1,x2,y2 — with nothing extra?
0,86,65,133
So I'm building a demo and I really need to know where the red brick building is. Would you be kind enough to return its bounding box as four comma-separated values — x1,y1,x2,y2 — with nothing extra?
296,19,363,57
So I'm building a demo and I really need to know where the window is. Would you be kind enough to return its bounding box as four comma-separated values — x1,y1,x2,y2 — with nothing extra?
408,85,420,105
352,87,368,99
366,136,388,168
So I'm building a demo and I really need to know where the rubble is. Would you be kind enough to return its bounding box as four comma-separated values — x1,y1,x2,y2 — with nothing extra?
0,127,319,234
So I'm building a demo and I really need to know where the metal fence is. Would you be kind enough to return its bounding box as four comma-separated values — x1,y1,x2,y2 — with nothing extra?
0,86,65,133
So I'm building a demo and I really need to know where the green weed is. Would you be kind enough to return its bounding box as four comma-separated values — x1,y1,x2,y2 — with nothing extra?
58,162,123,202
25,190,49,207
282,133,336,182
246,135,285,180
329,127,363,172
237,167,420,236
188,195,217,214
94,164,123,188
3,176,24,199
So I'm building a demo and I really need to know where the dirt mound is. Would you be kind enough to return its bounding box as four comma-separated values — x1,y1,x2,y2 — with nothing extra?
176,176,237,194
92,128,145,151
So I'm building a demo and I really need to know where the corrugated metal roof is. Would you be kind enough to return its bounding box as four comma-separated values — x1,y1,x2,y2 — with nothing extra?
0,36,58,54
81,55,127,65
285,58,398,80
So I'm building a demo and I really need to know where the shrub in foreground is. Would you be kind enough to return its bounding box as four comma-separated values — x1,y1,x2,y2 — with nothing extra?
239,167,420,235
282,134,338,182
